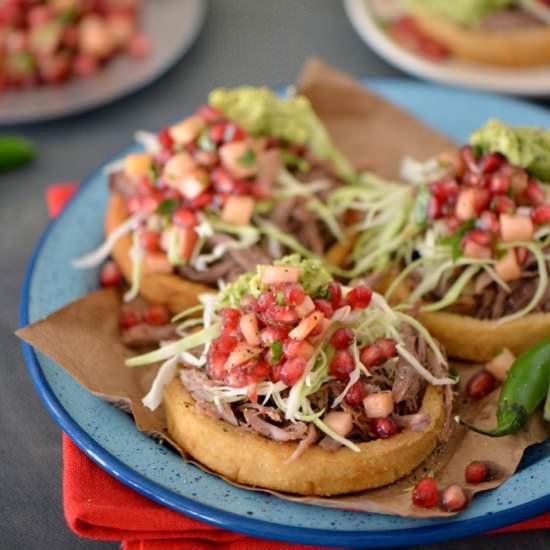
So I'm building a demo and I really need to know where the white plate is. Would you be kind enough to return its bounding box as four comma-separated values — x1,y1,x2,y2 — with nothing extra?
344,0,550,97
0,0,206,125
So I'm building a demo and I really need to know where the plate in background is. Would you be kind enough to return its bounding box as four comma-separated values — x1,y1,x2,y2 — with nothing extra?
20,80,550,548
0,0,206,125
344,0,550,97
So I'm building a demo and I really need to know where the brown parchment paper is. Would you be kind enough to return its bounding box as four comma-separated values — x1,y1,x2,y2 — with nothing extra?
16,61,550,517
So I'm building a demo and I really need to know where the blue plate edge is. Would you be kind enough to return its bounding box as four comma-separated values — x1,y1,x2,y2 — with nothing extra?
17,78,550,548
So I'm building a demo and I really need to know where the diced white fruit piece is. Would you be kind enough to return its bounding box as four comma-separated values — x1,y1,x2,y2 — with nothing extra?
294,295,315,318
486,348,515,382
240,313,261,346
308,318,331,346
495,249,522,282
143,252,172,274
176,169,210,200
463,240,491,260
169,115,205,145
161,226,197,261
455,189,477,221
500,214,534,242
261,265,300,285
162,151,196,183
288,311,323,340
224,343,262,370
219,141,258,179
363,391,394,418
257,148,282,186
79,15,114,57
221,195,255,225
323,411,353,437
107,14,134,48
124,153,152,179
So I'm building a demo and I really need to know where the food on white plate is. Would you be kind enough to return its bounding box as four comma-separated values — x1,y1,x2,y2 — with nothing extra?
371,0,550,66
327,119,550,361
0,0,149,91
74,86,356,314
127,255,455,496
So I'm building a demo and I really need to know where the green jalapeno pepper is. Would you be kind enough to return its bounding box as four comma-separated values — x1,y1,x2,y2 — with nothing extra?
0,136,35,171
462,338,550,437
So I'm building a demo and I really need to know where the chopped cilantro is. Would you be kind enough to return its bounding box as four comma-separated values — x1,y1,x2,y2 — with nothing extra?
414,184,431,226
276,291,285,305
238,148,256,167
156,198,178,216
198,130,216,152
270,341,283,364
281,150,310,173
315,286,331,300
148,162,160,184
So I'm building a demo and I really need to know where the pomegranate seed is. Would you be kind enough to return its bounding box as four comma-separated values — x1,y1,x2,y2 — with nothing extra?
427,195,443,219
259,326,289,345
359,344,383,368
432,179,459,202
285,283,305,306
516,246,529,265
371,417,399,439
223,123,246,143
478,211,500,234
460,145,479,173
377,338,398,359
197,104,224,123
466,370,496,400
327,282,343,308
209,122,226,143
314,298,334,319
462,171,481,187
346,285,372,309
266,305,299,325
441,484,467,512
532,205,550,225
344,380,366,406
250,360,270,382
187,191,214,209
217,332,238,354
256,292,277,312
141,195,161,213
220,308,241,331
509,166,529,194
280,357,306,385
446,216,460,234
143,304,170,326
127,196,141,214
283,340,315,360
491,195,516,214
173,207,197,228
489,171,510,194
525,179,545,206
412,478,439,508
99,261,122,287
211,167,237,193
465,228,493,247
330,349,355,380
27,5,50,26
330,328,354,349
472,188,491,213
465,461,488,484
74,54,98,77
479,152,504,174
139,230,161,252
158,127,173,150
120,308,140,329
208,343,228,380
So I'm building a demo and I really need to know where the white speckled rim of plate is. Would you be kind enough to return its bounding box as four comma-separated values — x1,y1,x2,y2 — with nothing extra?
19,81,550,548
344,0,550,97
0,0,206,125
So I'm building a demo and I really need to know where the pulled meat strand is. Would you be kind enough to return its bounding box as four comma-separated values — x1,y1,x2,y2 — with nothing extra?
393,413,431,432
241,410,307,442
284,424,319,464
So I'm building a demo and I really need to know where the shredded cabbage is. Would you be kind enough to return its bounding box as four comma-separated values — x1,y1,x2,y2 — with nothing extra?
134,130,161,154
142,356,179,411
123,231,144,302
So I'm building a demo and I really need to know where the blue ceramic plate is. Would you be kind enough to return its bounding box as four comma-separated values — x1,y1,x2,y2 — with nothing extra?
20,81,550,548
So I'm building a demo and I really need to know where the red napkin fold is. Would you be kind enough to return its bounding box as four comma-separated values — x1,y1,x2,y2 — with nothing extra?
48,184,550,548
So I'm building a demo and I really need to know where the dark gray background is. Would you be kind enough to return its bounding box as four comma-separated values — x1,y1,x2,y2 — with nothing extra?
2,1,550,548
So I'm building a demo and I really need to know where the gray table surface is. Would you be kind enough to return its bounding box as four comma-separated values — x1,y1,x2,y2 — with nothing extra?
2,1,550,549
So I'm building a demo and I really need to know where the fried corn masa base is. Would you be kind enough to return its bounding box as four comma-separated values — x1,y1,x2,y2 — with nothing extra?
388,279,550,363
105,192,354,315
163,378,444,496
412,13,550,67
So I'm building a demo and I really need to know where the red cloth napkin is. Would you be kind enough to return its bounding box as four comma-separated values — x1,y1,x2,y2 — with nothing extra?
48,183,550,548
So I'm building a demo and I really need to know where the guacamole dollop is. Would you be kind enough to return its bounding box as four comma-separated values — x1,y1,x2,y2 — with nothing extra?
408,0,514,27
470,118,550,183
219,254,332,308
208,86,355,182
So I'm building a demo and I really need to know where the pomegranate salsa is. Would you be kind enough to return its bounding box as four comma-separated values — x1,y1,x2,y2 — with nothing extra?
0,0,148,91
129,256,454,459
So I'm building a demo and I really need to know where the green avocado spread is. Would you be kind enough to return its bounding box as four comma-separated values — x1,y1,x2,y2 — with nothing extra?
470,118,550,182
408,0,515,26
208,86,355,181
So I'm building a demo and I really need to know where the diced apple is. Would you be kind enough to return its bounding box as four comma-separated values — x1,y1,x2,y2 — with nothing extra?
169,115,205,145
499,214,534,242
224,343,262,370
363,391,394,418
486,348,515,382
219,141,258,179
143,252,172,274
176,168,210,200
257,148,282,186
124,153,152,179
463,240,492,260
288,311,323,340
106,14,135,48
294,295,315,318
240,313,261,346
162,151,196,183
323,411,353,437
309,318,331,346
79,15,114,58
455,189,477,221
261,265,300,285
495,249,522,282
220,195,255,225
